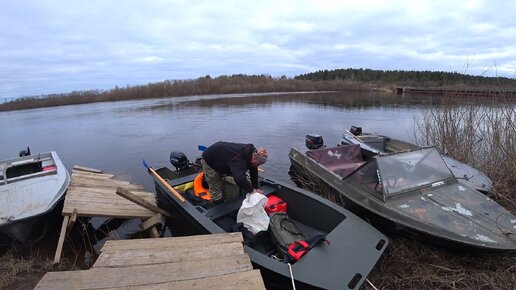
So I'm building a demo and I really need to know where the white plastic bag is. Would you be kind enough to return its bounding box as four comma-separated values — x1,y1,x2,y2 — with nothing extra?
236,191,270,234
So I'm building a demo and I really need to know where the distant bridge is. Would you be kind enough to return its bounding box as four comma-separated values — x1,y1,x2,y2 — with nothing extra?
395,87,516,98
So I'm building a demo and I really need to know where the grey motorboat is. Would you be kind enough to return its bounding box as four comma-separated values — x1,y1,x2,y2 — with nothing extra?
0,150,70,243
145,152,388,290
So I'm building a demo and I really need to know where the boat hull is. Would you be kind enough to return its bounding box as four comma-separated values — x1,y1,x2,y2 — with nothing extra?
289,147,516,252
150,167,388,290
0,151,70,244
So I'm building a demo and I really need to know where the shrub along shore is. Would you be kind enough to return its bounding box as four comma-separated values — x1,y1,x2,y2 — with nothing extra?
0,75,377,112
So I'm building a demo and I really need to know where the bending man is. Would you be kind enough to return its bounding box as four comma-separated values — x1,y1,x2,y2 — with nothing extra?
201,141,268,204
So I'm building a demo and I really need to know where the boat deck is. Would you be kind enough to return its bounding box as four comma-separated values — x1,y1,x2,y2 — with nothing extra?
38,232,265,289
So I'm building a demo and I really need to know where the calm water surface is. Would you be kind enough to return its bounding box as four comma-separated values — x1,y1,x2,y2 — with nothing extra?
1,91,435,263
1,92,428,189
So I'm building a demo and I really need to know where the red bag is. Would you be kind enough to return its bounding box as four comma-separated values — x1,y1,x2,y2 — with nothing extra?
265,195,287,214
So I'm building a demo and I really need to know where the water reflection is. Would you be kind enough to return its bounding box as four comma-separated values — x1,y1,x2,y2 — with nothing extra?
134,91,433,113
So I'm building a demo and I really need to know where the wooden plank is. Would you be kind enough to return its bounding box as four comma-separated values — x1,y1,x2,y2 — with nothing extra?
74,165,103,173
101,270,265,290
71,172,115,180
67,186,154,198
62,204,154,218
66,209,78,234
64,193,155,206
116,187,171,217
72,169,114,177
36,254,253,289
93,241,244,268
53,215,70,265
70,179,144,190
139,213,162,232
101,232,243,252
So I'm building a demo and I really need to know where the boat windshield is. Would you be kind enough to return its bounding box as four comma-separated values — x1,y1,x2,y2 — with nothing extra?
377,148,454,198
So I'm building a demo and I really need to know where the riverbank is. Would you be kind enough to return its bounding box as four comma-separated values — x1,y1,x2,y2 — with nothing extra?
0,76,386,112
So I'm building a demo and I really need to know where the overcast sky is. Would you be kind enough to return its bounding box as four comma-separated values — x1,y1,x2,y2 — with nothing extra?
1,0,515,99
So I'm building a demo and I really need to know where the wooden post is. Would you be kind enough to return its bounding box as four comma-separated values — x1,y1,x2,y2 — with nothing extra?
53,215,70,265
66,209,78,234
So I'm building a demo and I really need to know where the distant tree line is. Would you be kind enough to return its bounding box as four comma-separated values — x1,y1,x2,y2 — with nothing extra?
0,75,368,111
295,68,516,88
3,69,516,112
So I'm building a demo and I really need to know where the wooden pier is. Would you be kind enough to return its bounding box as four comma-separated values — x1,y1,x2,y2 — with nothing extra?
53,165,164,264
38,232,265,289
395,86,516,98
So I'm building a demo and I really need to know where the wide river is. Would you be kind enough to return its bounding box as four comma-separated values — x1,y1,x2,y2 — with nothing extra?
1,91,430,190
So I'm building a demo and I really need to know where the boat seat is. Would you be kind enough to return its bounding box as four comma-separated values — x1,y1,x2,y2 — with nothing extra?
207,184,275,220
307,144,365,177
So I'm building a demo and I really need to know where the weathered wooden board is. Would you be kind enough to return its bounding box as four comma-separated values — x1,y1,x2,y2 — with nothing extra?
73,165,103,173
93,242,244,267
71,171,115,180
70,177,144,190
100,232,243,252
36,254,253,289
101,270,265,290
64,192,155,205
116,187,170,217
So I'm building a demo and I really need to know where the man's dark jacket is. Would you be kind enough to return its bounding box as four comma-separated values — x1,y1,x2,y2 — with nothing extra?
202,141,258,193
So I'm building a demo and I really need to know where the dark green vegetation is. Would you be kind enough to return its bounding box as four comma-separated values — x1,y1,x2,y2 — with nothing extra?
296,68,516,87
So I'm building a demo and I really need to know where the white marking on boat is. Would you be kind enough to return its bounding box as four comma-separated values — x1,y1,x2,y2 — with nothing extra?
442,203,473,216
432,181,445,187
399,204,410,209
510,219,516,224
452,203,473,216
327,150,342,159
472,234,496,243
458,185,466,191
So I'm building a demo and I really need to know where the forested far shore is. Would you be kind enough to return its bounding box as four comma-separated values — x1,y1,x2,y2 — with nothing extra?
0,75,374,112
296,68,516,87
2,69,516,112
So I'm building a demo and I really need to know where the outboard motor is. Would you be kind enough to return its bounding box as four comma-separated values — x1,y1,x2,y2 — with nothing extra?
19,147,31,157
305,134,324,150
170,151,190,171
349,126,362,136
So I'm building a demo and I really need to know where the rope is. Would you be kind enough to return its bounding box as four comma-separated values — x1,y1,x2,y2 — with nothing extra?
366,278,379,290
288,263,296,290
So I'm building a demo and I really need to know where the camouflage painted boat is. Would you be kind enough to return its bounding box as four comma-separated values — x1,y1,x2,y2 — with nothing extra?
339,127,493,193
289,144,516,251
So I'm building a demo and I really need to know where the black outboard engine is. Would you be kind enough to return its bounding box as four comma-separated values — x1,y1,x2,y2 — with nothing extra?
19,147,31,157
170,151,190,171
305,134,324,149
349,126,362,136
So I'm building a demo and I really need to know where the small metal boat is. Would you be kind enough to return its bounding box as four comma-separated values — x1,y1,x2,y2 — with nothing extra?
146,152,388,290
340,126,493,193
289,144,516,251
0,149,70,243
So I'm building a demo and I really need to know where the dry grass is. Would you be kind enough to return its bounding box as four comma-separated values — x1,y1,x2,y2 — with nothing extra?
0,245,51,289
414,94,516,212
